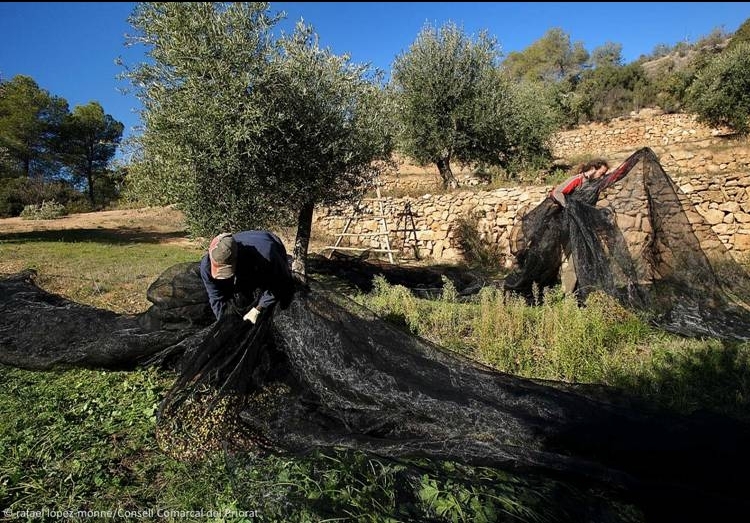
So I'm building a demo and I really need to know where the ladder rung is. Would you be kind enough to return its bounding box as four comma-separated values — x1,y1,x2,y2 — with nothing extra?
328,179,396,263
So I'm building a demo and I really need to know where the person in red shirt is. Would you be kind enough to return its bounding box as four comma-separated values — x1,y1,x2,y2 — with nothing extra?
504,158,610,302
551,159,609,208
552,159,610,294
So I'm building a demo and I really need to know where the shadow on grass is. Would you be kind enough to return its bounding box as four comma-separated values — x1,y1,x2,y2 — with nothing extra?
611,340,750,422
307,252,504,298
0,228,189,245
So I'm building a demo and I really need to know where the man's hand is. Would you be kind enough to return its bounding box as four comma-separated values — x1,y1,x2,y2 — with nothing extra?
243,307,261,324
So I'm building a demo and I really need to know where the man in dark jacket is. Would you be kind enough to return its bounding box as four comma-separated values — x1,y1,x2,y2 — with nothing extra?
199,230,295,323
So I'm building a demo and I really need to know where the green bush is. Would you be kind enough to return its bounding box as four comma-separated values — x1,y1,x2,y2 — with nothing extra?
727,17,750,51
0,176,86,217
0,176,28,216
64,198,94,215
571,63,656,123
687,42,750,134
20,200,67,220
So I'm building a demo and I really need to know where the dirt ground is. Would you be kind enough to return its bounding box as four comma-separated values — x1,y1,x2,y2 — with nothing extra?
0,205,196,244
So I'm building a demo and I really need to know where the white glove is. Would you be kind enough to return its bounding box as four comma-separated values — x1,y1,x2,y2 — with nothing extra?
243,307,261,324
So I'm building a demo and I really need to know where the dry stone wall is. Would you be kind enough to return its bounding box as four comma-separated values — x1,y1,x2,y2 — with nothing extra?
551,110,750,177
313,112,750,263
551,111,720,159
315,186,546,267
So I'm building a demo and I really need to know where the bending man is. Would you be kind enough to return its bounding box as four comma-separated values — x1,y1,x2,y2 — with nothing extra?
200,230,295,323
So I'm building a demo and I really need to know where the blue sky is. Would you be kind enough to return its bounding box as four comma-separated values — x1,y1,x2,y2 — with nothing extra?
2,2,749,153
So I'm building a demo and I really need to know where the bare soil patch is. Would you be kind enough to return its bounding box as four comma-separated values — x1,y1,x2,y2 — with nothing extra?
0,206,196,246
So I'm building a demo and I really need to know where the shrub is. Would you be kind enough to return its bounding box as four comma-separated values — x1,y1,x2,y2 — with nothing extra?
686,42,750,134
64,198,94,215
727,17,750,51
0,177,85,217
20,200,67,220
0,176,28,216
454,213,505,273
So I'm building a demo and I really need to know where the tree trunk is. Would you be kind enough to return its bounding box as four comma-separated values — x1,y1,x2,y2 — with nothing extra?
436,157,458,189
86,160,95,205
292,201,315,283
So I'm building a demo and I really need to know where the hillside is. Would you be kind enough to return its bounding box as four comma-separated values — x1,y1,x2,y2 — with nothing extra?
639,35,730,79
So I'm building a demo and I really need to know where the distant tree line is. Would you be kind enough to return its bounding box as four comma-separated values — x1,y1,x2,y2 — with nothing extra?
501,20,750,132
0,75,124,217
121,2,750,274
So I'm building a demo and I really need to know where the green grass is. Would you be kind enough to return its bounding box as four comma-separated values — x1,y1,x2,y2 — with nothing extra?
0,365,259,521
0,361,641,523
0,230,202,313
357,277,750,421
2,364,642,522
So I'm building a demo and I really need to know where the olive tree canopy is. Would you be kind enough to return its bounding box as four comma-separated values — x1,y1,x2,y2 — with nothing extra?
392,22,559,188
123,2,392,275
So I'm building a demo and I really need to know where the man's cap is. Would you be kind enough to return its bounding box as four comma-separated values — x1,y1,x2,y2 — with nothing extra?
208,233,237,279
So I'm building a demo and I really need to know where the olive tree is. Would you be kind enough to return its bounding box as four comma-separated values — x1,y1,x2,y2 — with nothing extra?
257,24,394,275
392,22,559,187
392,22,500,188
123,3,392,275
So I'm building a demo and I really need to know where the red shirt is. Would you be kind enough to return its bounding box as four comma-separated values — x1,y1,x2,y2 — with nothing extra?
555,173,585,194
550,173,585,205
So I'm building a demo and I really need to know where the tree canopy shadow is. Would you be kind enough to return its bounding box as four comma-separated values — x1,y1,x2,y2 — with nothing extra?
0,228,189,245
306,251,502,298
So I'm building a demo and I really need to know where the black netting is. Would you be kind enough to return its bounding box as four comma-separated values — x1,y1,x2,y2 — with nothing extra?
138,261,215,332
306,251,492,299
3,148,750,520
0,269,210,370
2,264,750,520
505,147,750,341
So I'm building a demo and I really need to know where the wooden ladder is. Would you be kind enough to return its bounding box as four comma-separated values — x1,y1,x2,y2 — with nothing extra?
323,183,397,263
393,201,420,260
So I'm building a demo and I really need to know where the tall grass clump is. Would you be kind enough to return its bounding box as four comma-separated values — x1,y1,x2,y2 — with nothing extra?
474,287,654,382
454,213,505,274
360,276,476,353
359,279,654,384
